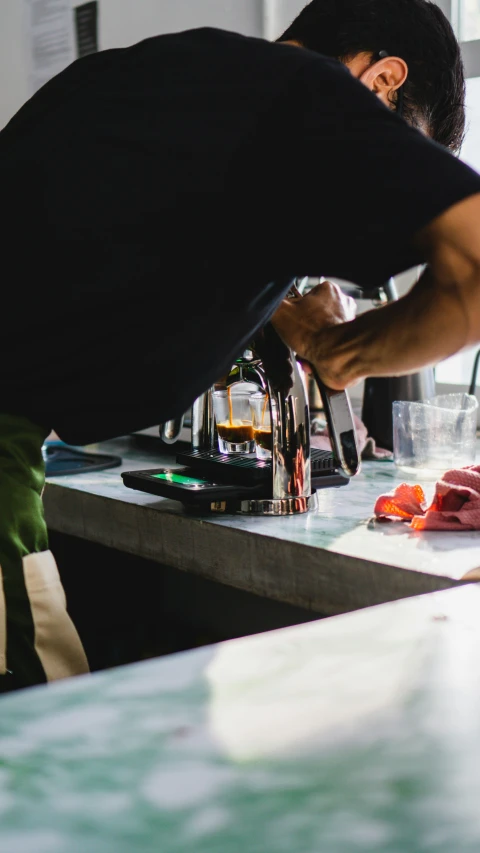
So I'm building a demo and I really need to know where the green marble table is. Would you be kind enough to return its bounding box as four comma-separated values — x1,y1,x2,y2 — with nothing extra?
43,436,480,616
1,584,480,852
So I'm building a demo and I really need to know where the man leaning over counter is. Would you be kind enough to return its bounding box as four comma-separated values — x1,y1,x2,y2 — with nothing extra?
0,0,479,690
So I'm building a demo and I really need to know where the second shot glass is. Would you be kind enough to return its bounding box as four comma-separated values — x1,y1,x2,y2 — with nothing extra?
249,391,273,460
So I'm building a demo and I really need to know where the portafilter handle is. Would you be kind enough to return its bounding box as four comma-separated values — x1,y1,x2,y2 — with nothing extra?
309,365,360,478
288,284,360,477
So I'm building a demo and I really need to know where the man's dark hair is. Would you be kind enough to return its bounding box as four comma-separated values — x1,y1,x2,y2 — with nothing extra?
278,0,465,152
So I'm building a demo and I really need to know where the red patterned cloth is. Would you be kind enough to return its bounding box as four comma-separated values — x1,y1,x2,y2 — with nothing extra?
374,465,480,530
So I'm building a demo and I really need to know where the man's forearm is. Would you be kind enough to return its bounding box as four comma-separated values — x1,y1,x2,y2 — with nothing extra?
272,194,480,389
318,270,473,387
273,268,479,390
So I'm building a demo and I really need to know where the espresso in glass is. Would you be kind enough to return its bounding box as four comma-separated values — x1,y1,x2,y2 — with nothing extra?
217,421,254,444
253,426,272,453
250,392,273,460
212,387,255,454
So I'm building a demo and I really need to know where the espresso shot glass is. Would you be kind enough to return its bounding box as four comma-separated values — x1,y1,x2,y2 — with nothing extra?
249,391,272,460
212,388,255,454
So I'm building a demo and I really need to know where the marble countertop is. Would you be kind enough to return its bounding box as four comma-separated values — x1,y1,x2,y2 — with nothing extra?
1,583,480,852
43,436,480,615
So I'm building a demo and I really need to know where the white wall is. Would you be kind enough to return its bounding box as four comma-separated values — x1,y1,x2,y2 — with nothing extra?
460,75,480,173
99,0,262,51
274,0,306,33
0,1,29,129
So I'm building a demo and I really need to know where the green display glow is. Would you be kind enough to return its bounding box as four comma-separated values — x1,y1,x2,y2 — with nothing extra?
152,471,208,486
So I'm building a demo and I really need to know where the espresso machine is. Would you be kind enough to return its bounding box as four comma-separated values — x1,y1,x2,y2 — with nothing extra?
122,305,361,515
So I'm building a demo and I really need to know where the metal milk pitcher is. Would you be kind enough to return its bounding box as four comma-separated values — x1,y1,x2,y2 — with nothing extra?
359,276,436,451
361,370,436,452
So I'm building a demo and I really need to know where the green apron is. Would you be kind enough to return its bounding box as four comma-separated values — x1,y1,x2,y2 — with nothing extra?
0,414,89,692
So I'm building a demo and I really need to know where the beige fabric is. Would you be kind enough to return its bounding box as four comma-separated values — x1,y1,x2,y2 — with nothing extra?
23,550,89,682
0,563,6,675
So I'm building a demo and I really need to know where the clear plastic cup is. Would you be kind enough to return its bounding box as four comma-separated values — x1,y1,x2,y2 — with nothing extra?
249,391,272,460
212,387,254,454
393,393,478,475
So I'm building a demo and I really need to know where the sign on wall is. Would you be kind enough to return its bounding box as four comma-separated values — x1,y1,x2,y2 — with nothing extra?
24,0,99,95
74,1,98,57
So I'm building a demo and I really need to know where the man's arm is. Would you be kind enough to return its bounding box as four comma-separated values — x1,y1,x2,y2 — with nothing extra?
272,193,480,390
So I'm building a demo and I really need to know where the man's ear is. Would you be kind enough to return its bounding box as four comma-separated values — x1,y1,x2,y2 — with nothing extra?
359,56,408,105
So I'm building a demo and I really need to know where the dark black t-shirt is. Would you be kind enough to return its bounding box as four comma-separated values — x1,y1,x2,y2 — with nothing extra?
2,27,480,443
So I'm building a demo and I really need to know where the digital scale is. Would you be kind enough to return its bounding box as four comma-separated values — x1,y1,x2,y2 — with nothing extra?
121,446,348,512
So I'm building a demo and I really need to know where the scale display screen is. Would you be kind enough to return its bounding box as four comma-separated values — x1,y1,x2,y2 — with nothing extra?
152,471,210,486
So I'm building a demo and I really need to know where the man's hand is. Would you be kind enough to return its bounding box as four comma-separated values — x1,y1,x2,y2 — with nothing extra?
273,193,480,392
271,281,357,389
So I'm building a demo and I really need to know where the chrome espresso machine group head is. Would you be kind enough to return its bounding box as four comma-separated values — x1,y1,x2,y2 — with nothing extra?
189,345,318,514
122,319,361,515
